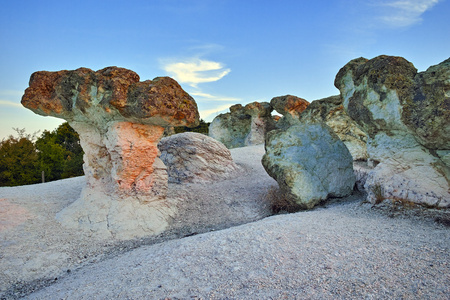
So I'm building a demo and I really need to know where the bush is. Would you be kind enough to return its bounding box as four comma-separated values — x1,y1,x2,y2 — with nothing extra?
0,129,40,186
174,119,210,135
0,123,84,187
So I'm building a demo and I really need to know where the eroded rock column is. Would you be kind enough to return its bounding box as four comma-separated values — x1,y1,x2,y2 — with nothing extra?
22,67,199,238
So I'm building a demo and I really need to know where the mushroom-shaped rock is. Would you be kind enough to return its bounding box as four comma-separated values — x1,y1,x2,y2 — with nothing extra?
299,95,368,161
158,132,241,183
270,95,309,129
21,67,200,239
335,55,450,207
209,101,275,148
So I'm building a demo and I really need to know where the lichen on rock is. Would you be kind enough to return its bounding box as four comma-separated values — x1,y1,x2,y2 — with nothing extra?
262,122,355,209
21,66,200,239
209,101,275,148
270,94,310,130
335,55,450,208
300,95,368,161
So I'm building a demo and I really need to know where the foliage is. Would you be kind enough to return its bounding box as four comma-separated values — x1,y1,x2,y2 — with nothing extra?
35,122,84,180
174,119,210,135
371,183,385,205
0,129,40,186
0,123,84,187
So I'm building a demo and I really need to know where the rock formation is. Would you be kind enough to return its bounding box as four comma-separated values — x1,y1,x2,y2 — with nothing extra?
243,101,274,146
209,102,275,148
158,132,241,183
262,122,355,209
21,67,200,239
270,95,310,129
335,55,450,207
299,95,368,160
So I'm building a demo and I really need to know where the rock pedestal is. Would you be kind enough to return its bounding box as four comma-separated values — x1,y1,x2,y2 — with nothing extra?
335,55,450,207
22,67,199,238
209,102,275,148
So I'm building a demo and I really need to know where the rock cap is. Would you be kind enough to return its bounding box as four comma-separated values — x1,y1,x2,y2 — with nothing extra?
22,66,199,128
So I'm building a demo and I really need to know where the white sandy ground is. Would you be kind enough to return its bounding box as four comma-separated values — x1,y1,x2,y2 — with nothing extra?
0,145,449,299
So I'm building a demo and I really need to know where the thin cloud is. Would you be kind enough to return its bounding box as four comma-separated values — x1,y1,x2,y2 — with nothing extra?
162,58,231,88
0,100,22,108
376,0,440,27
199,104,233,120
190,91,240,102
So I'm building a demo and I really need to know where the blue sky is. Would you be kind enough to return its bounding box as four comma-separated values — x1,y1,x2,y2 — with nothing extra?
1,0,449,139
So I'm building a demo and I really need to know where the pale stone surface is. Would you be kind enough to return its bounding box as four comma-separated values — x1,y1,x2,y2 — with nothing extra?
158,132,241,183
209,102,275,148
22,67,199,238
262,122,355,209
244,101,275,146
335,55,450,207
300,95,368,160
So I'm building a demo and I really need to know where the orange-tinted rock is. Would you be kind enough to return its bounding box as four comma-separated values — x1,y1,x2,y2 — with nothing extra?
22,67,199,127
105,122,166,195
21,66,200,239
270,95,310,129
270,95,309,118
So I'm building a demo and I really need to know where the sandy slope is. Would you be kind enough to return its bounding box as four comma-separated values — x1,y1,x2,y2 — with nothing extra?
1,145,449,299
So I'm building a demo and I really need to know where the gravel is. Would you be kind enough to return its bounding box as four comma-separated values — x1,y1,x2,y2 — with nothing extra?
1,145,449,299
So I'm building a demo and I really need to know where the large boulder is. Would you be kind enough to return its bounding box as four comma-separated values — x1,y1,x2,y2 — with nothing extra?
300,95,368,160
262,122,355,209
158,132,241,183
270,95,310,129
335,55,450,207
209,102,275,148
21,67,200,239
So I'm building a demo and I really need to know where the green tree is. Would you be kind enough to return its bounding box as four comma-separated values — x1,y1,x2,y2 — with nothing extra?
35,130,66,181
35,122,84,181
0,129,40,186
174,119,210,135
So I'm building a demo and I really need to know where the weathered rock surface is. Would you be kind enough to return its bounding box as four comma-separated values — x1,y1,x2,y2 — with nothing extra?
300,95,368,160
270,95,309,129
158,132,241,183
335,55,450,207
243,101,274,146
262,122,355,209
209,102,275,148
21,67,200,239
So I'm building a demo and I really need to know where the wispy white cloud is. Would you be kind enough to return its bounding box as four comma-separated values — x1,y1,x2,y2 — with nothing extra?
0,100,22,108
190,91,240,102
162,58,231,88
160,54,239,121
375,0,440,27
199,104,233,120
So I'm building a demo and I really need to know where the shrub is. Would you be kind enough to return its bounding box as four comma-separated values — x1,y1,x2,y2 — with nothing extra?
371,183,385,205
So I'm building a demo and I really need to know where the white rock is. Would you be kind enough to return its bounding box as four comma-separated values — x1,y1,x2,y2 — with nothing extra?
159,132,241,183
